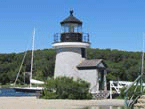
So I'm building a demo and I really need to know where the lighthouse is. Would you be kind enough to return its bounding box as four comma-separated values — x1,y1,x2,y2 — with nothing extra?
53,10,90,78
52,11,108,97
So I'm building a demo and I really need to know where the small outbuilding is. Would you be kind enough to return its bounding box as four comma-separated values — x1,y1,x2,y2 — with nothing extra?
77,59,107,93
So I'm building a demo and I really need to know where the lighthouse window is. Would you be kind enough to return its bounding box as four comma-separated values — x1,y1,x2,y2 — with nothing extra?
81,48,86,58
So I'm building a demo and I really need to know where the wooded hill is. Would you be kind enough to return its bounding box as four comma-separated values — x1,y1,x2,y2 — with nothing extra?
0,48,144,85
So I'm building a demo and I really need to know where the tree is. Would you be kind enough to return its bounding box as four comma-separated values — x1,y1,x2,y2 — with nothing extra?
41,76,92,99
0,48,144,85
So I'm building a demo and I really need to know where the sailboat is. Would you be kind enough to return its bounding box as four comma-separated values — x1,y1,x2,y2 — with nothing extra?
13,28,44,93
0,28,44,96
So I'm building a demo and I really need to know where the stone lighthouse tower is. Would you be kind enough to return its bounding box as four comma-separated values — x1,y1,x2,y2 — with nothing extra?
53,10,90,78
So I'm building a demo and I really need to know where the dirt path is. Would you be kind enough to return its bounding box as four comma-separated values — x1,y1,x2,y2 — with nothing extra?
0,97,124,109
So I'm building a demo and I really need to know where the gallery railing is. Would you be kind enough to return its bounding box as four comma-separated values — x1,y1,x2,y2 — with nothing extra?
53,33,90,43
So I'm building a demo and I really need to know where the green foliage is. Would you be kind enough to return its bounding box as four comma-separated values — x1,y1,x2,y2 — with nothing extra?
86,48,143,81
41,77,92,99
120,86,143,99
0,48,144,85
0,49,55,84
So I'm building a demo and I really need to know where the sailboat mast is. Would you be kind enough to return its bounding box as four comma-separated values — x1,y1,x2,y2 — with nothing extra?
141,35,144,75
30,28,35,87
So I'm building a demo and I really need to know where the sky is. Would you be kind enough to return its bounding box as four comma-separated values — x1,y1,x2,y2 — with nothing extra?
0,0,145,53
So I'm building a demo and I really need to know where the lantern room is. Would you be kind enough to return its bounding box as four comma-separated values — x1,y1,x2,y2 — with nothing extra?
53,10,90,46
60,10,83,42
60,10,82,33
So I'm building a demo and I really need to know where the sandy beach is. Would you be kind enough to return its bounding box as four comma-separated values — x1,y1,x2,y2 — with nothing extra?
0,97,124,109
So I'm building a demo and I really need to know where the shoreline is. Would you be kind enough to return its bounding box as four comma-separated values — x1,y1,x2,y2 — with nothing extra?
0,97,124,109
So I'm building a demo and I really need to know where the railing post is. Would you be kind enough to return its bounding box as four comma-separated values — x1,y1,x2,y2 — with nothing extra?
54,33,59,43
124,93,129,109
88,34,89,42
110,81,112,99
58,33,60,42
57,33,58,42
140,76,143,93
54,34,56,42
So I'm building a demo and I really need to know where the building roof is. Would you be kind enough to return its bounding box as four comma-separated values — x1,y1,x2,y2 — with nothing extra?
60,10,82,25
77,59,107,69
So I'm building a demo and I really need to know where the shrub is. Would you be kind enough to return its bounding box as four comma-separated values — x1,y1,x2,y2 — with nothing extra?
41,76,92,99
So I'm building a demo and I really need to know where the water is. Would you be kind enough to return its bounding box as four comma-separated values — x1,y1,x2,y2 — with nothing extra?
85,106,124,109
0,88,37,96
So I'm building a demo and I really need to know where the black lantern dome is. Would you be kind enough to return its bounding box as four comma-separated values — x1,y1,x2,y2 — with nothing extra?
60,10,83,42
60,10,82,25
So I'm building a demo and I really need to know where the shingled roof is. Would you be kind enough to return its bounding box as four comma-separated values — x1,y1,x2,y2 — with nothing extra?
60,10,82,25
77,59,107,69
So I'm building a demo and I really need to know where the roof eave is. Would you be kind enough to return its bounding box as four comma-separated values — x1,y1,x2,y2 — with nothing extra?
60,21,82,25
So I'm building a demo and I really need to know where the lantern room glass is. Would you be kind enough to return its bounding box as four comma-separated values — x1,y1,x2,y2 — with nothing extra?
61,23,82,33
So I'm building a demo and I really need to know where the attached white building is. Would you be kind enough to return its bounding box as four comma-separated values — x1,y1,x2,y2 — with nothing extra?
77,59,107,93
52,10,108,97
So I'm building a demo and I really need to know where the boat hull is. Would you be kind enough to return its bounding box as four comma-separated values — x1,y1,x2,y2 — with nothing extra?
0,88,42,97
